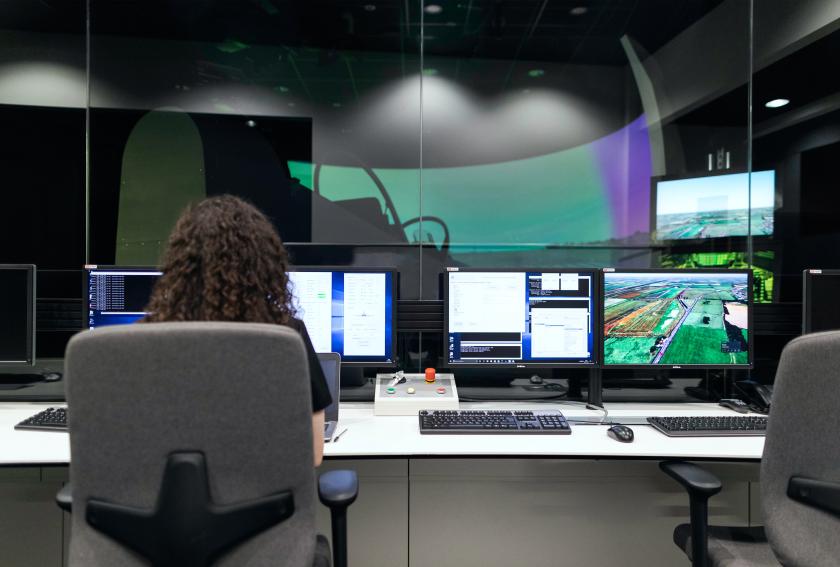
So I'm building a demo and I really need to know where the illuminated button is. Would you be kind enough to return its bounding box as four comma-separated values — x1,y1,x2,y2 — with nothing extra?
407,387,416,394
436,387,446,394
386,387,396,394
425,367,436,383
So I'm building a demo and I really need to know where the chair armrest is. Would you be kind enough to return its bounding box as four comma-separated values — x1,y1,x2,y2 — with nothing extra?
318,470,358,567
660,461,722,498
56,483,73,513
318,470,359,509
660,461,721,567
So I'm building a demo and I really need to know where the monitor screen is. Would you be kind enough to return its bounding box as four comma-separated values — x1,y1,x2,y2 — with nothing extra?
287,269,396,365
654,170,775,239
86,267,162,329
603,270,751,367
445,269,597,367
803,270,840,333
0,265,35,364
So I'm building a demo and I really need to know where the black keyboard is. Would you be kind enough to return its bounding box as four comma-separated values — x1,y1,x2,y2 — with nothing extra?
419,410,571,434
647,416,767,437
15,407,68,431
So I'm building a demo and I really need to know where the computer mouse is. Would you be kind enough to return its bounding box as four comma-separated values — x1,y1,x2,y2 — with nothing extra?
607,424,634,443
41,372,62,382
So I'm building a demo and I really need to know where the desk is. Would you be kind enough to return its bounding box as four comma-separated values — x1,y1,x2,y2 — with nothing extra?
0,401,764,465
0,401,764,567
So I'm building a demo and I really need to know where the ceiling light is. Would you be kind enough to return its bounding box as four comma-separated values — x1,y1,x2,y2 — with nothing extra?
528,69,545,78
425,4,443,15
765,98,790,109
570,6,588,16
246,120,256,128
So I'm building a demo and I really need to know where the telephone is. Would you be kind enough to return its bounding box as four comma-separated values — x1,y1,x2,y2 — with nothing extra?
734,380,774,413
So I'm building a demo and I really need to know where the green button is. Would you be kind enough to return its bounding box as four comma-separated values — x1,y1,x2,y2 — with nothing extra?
386,387,396,394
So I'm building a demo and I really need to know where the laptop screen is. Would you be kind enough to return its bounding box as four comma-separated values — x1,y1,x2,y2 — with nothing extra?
317,353,340,422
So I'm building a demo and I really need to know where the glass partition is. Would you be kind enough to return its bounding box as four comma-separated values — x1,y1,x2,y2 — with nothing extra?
10,0,817,387
87,0,424,296
0,1,86,269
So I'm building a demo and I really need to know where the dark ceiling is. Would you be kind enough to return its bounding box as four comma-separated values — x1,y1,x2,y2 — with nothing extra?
3,0,725,65
676,28,840,130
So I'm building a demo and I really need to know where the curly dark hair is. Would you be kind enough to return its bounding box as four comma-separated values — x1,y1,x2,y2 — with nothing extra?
143,195,295,324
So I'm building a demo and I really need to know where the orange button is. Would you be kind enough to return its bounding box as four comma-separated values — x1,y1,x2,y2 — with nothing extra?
425,367,436,383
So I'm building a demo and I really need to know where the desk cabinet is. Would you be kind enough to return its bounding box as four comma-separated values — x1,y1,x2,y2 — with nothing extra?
0,459,759,567
408,460,757,567
0,467,65,567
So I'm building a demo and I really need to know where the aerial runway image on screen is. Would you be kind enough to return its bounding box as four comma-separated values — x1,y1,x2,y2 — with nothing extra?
603,271,749,366
655,170,775,240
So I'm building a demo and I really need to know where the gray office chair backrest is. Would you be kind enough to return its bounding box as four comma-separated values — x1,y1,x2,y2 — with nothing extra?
761,331,840,566
65,322,316,566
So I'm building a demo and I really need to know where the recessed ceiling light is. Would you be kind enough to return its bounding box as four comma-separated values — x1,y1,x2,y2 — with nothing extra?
528,69,545,78
570,6,588,16
425,4,443,15
765,98,790,109
245,120,257,128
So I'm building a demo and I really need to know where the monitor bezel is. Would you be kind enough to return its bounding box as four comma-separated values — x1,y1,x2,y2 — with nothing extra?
649,168,777,245
0,264,36,366
288,266,399,367
443,267,600,369
601,268,754,370
802,269,840,334
83,265,162,331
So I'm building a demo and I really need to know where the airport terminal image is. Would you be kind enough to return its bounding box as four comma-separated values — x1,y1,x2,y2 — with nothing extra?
2,1,840,566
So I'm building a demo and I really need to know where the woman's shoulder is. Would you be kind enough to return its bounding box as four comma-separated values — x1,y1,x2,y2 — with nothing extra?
284,316,305,332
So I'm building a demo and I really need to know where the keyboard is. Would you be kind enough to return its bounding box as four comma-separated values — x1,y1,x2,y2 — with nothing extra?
419,410,571,434
647,416,767,437
15,407,68,431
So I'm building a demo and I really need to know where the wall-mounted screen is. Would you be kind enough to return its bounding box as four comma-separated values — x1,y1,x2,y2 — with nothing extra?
603,270,751,368
654,170,775,239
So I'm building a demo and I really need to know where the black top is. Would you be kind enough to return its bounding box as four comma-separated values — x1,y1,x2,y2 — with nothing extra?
285,317,333,412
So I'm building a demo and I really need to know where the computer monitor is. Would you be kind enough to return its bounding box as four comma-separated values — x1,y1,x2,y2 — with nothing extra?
802,269,840,334
85,266,162,329
444,268,598,367
0,265,36,365
602,269,752,368
653,170,775,240
287,268,397,366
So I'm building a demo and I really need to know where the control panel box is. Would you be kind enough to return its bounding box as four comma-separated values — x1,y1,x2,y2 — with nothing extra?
374,373,459,416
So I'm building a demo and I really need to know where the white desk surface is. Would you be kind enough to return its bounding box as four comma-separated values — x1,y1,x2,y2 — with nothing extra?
0,401,764,466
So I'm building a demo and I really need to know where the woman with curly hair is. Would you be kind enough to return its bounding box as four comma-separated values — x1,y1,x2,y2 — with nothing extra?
143,195,331,465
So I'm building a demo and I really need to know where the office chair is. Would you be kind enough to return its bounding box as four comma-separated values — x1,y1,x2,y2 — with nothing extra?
57,322,358,567
661,331,840,566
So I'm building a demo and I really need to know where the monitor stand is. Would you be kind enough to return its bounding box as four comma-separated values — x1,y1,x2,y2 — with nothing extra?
340,367,367,388
0,373,45,390
458,375,569,401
